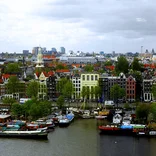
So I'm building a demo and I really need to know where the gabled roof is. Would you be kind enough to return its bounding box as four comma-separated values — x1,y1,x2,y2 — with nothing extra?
2,74,16,79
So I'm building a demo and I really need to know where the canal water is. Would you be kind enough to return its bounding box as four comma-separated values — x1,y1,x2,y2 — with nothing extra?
0,119,156,156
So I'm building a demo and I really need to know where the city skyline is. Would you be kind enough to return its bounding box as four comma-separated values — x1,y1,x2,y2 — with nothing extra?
0,0,156,53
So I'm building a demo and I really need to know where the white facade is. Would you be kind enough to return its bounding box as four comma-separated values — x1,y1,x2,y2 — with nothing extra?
71,75,81,99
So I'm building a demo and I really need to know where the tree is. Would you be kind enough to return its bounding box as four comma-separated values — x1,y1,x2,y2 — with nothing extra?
2,97,16,105
11,103,24,118
149,102,156,121
136,103,150,122
110,84,126,107
81,86,87,101
84,64,94,72
57,95,64,108
131,57,142,71
56,78,69,95
62,80,74,106
26,81,39,98
94,86,102,105
152,84,156,100
104,61,112,66
6,76,19,94
115,56,129,74
4,63,21,74
56,63,67,70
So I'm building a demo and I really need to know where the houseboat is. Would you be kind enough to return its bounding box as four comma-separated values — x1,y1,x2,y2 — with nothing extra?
59,112,74,127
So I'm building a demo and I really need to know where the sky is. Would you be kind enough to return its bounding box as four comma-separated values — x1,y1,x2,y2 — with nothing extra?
0,0,156,53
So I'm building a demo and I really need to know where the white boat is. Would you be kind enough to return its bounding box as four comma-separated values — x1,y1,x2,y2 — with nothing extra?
95,116,107,120
82,110,93,119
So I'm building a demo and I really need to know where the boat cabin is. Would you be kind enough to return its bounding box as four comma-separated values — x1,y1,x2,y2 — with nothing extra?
0,115,11,123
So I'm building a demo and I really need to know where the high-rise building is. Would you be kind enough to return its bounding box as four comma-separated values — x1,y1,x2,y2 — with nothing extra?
51,48,57,52
23,50,29,56
32,47,40,55
60,47,65,54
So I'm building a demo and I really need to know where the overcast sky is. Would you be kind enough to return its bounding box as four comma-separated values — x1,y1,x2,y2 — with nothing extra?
0,0,156,53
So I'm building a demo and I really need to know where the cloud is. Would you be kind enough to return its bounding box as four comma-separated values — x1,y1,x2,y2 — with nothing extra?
0,0,156,53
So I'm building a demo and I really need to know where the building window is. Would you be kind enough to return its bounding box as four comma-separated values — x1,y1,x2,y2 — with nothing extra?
87,75,89,81
82,75,85,81
95,75,98,80
91,75,94,81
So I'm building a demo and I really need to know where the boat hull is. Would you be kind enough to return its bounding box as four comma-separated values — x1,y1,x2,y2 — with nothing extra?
0,130,48,139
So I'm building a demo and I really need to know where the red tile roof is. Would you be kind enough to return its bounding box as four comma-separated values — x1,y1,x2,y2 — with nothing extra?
144,64,156,69
105,66,115,71
56,69,70,73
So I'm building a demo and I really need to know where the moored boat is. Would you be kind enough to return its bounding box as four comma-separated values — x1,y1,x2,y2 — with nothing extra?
0,129,48,139
59,112,74,127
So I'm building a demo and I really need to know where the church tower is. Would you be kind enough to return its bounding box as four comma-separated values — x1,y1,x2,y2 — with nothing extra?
36,47,44,68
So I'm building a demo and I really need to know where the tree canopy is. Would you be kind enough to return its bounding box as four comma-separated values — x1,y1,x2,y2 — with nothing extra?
26,81,39,98
4,63,21,74
131,57,142,71
56,95,65,108
115,56,129,74
152,84,156,100
84,64,94,72
6,76,19,94
110,84,126,104
11,99,51,120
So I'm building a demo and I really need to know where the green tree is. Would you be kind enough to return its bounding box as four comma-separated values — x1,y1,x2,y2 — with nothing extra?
62,80,74,105
110,84,126,107
2,97,16,105
84,64,94,72
115,56,129,74
81,86,87,101
26,81,39,98
152,84,156,100
56,78,69,94
149,102,156,121
131,57,142,71
4,63,21,74
104,61,112,66
57,95,64,108
11,103,24,118
94,86,102,105
56,63,67,70
6,76,19,94
136,103,150,122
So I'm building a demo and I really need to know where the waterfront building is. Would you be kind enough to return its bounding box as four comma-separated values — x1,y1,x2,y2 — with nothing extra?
143,79,153,102
99,73,127,101
81,73,99,100
71,74,81,99
46,75,58,101
126,75,136,102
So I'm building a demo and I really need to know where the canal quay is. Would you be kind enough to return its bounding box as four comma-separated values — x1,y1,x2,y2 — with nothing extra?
0,119,156,156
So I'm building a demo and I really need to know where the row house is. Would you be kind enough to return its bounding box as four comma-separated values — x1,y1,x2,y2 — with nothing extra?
81,73,99,100
143,79,153,102
71,74,81,99
99,73,136,102
46,75,58,101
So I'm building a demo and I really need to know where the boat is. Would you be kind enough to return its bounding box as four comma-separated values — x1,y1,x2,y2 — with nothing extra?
59,112,74,127
81,110,94,119
99,125,120,134
0,129,48,139
95,115,107,120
